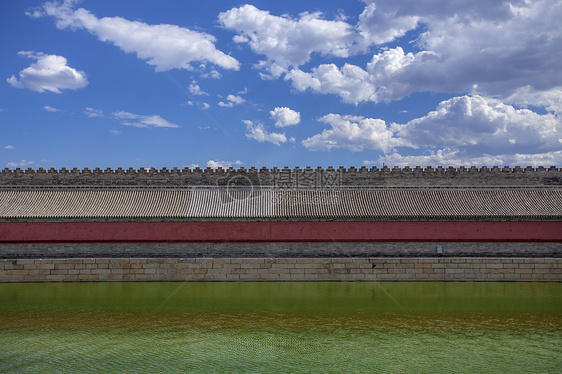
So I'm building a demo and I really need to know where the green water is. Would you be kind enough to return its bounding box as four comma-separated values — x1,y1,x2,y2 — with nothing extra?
0,282,560,373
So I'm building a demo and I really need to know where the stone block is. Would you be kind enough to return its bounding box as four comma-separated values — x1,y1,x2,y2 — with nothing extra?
16,259,36,265
79,274,99,281
6,269,28,276
54,263,75,270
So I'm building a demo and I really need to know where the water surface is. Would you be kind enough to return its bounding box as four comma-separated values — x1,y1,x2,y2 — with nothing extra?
0,282,560,373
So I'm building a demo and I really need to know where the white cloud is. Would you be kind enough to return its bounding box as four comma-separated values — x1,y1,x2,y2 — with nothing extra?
302,113,405,152
202,70,222,79
304,95,562,165
505,87,562,115
7,51,88,93
218,94,245,108
189,81,208,96
218,4,357,77
186,101,210,110
269,107,301,128
356,1,420,46
207,160,243,169
285,47,422,104
369,150,562,168
379,0,562,102
43,105,63,112
4,145,15,150
222,1,562,107
84,107,181,129
399,95,561,155
244,120,287,146
37,0,239,72
84,107,104,117
366,150,507,168
6,160,35,168
113,111,180,128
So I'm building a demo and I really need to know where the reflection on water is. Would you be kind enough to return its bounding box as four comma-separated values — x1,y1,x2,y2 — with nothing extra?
0,282,560,373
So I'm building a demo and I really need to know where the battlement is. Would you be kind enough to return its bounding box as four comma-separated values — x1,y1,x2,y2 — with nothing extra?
1,166,560,186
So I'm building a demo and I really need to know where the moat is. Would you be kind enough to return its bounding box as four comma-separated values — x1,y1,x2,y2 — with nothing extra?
0,282,560,373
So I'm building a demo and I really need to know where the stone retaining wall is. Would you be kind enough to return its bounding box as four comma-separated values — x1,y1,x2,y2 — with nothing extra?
1,257,560,282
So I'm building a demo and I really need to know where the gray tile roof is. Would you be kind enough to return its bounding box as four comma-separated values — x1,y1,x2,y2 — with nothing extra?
1,187,560,220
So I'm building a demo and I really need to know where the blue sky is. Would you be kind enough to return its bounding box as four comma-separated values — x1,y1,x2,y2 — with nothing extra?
1,0,561,170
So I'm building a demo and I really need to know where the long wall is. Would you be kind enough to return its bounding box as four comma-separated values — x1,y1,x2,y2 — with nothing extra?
2,166,559,282
1,242,561,259
1,257,560,282
2,166,561,186
3,222,561,242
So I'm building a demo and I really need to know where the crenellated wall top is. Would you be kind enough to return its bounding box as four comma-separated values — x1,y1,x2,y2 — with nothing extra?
0,166,560,186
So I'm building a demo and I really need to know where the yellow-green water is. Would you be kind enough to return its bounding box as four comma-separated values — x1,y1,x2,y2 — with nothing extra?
0,282,560,373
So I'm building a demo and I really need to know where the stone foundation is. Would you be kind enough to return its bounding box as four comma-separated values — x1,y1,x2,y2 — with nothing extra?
1,257,560,282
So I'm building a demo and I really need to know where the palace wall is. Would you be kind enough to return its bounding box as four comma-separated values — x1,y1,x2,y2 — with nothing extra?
2,166,561,186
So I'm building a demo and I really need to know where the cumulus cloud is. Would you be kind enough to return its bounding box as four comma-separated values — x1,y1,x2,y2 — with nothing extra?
188,81,208,96
302,113,405,152
368,150,562,168
221,0,562,108
113,111,180,128
218,4,356,78
398,95,561,155
505,87,562,115
202,70,222,79
379,0,562,103
207,160,243,169
218,94,245,107
7,51,88,93
244,120,287,146
108,129,121,135
35,0,239,72
286,47,417,104
6,160,35,168
43,105,63,112
270,107,301,128
4,145,15,150
304,95,562,165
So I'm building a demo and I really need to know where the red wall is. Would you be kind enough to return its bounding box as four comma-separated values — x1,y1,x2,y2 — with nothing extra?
1,221,561,243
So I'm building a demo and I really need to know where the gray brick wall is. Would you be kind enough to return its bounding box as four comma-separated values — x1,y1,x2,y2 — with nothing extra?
1,242,560,259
